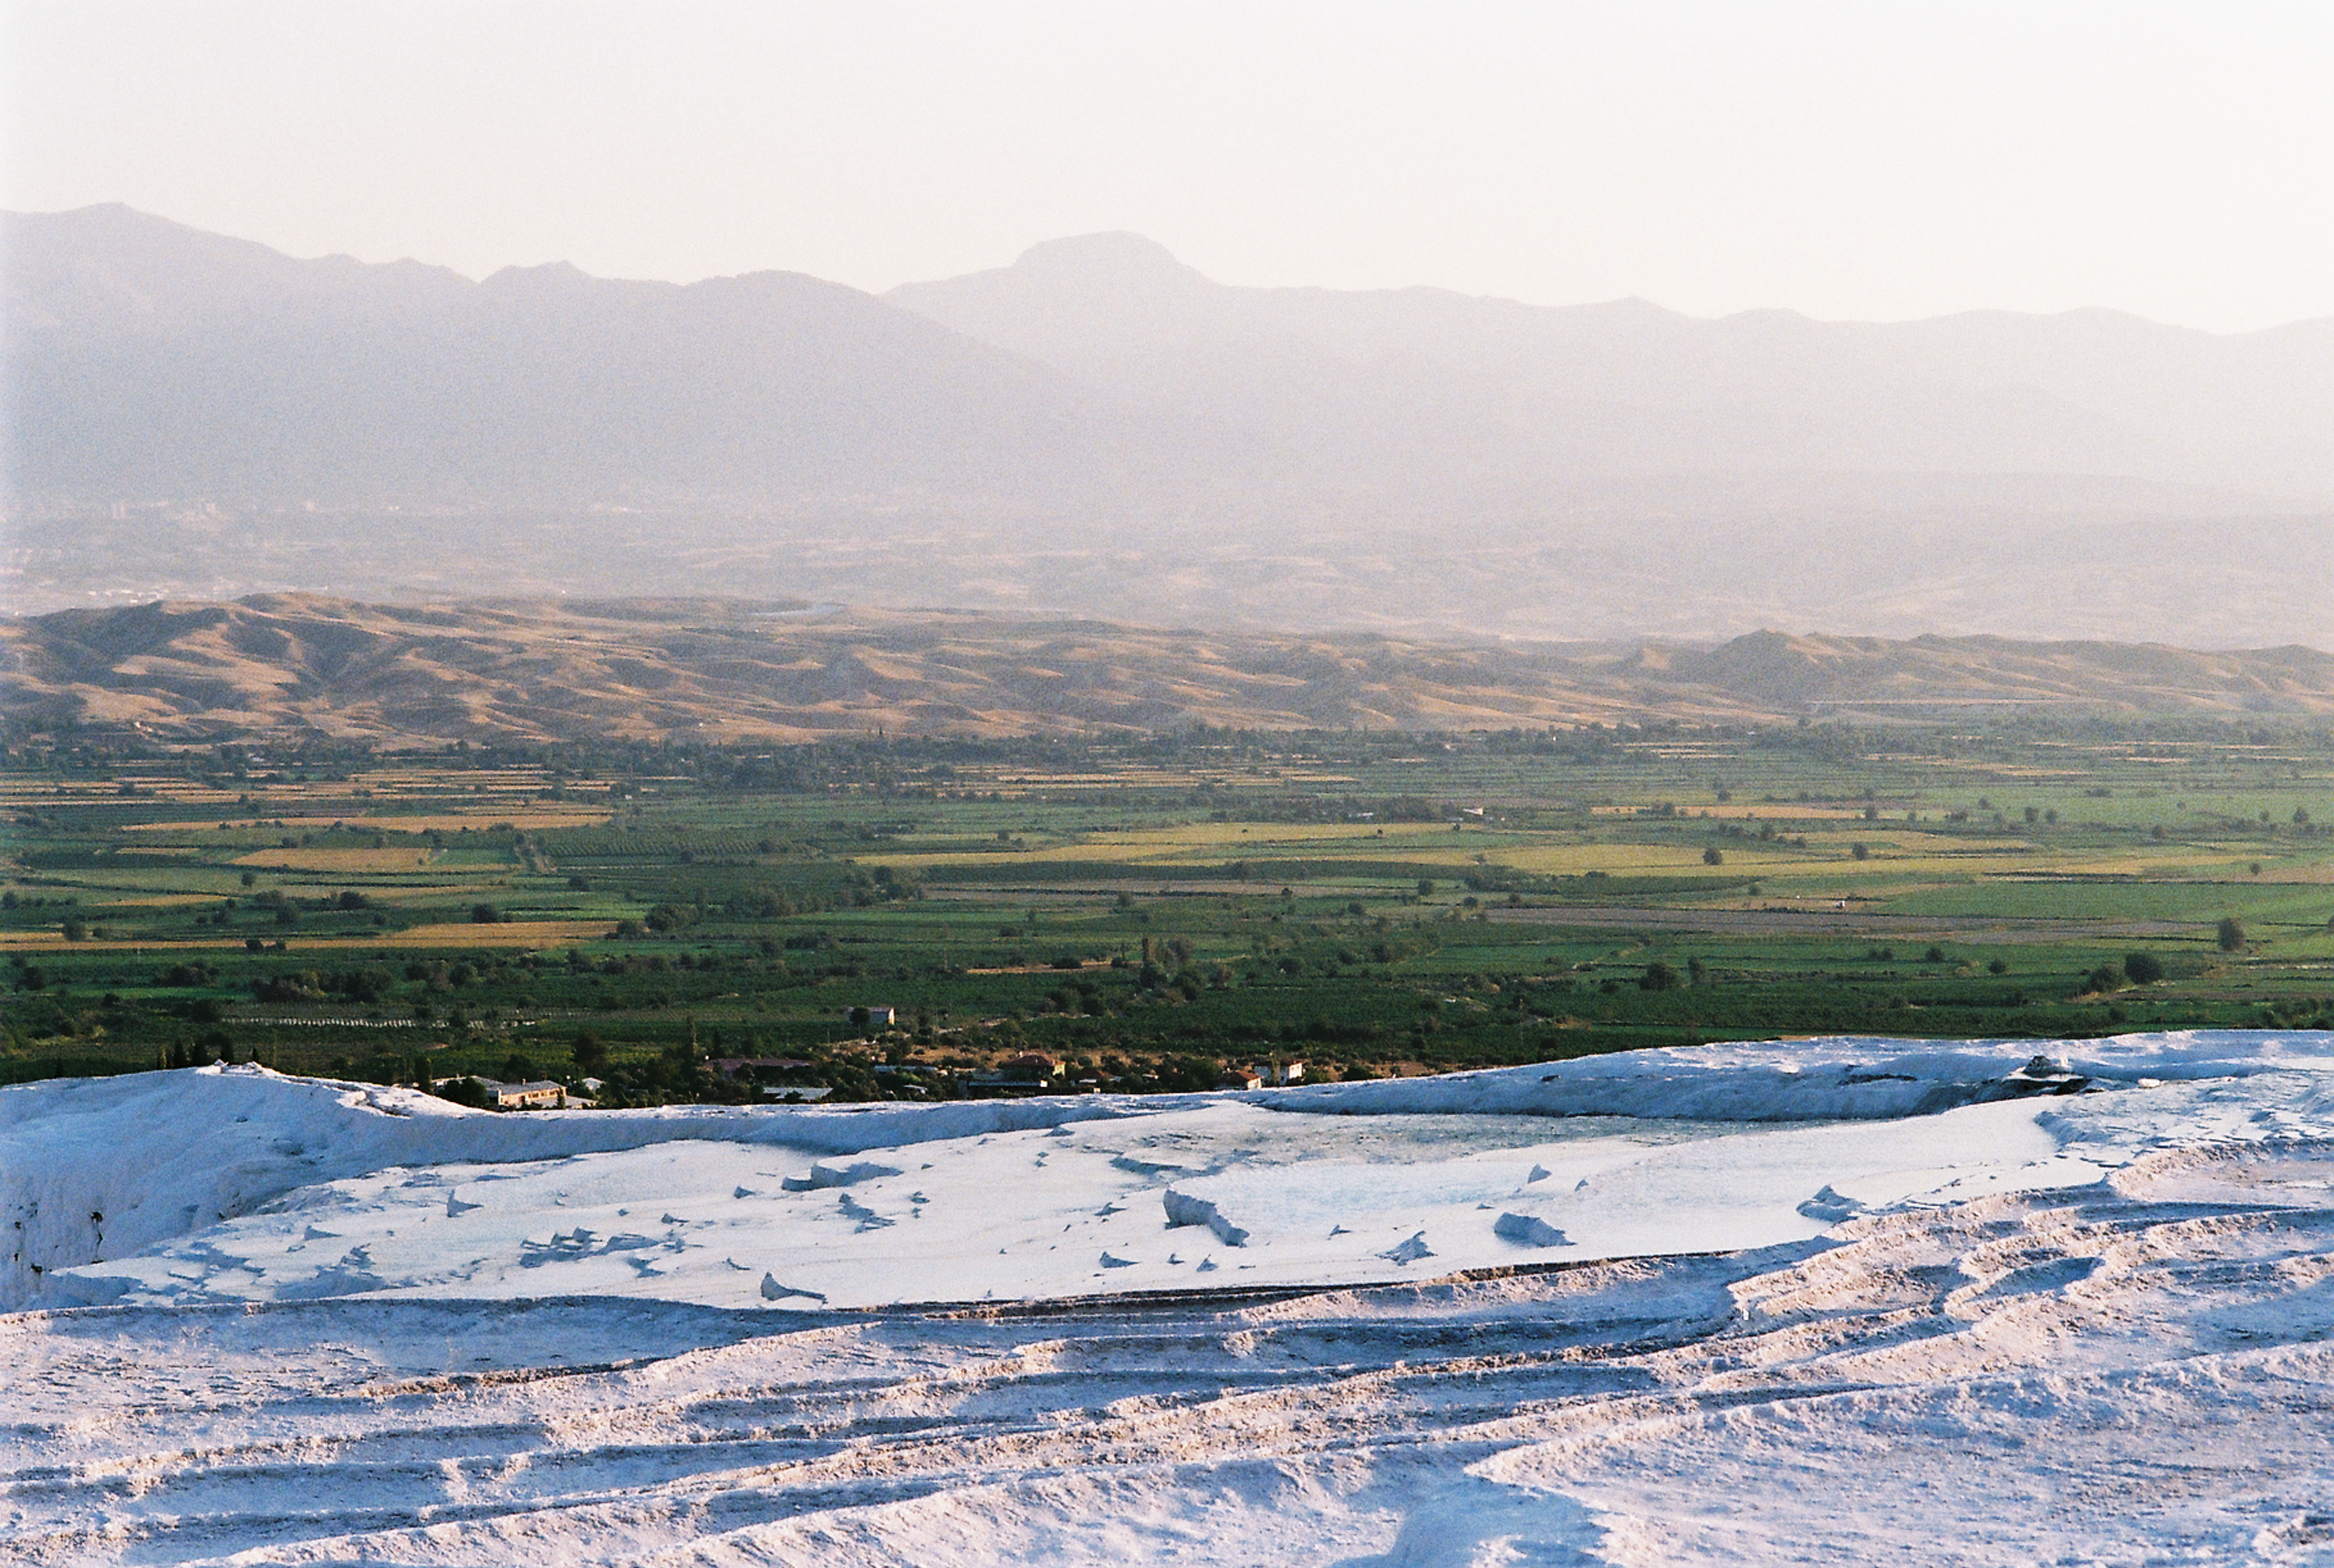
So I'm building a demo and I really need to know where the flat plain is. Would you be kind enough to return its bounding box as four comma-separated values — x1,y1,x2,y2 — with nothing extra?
6,711,2330,1097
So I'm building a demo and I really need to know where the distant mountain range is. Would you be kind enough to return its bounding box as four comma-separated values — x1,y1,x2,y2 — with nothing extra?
9,596,2332,747
890,232,2334,500
3,204,1130,504
4,206,2330,644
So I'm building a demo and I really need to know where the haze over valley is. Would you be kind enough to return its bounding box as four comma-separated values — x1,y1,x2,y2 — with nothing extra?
9,204,2328,648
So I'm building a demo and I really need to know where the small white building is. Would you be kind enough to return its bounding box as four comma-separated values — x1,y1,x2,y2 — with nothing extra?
472,1077,566,1109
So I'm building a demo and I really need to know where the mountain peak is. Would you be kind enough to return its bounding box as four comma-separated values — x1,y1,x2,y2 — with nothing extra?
481,259,593,291
881,232,1221,365
1009,232,1198,282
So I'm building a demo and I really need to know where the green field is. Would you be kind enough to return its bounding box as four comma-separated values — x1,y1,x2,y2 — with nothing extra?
6,719,2332,1100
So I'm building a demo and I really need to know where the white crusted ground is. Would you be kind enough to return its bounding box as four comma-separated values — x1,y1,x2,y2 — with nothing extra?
5,1032,2333,1564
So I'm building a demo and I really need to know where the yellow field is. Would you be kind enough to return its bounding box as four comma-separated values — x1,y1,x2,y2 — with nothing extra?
1805,848,2237,879
857,822,2320,890
0,933,238,952
1492,843,1801,875
230,848,442,872
58,893,233,910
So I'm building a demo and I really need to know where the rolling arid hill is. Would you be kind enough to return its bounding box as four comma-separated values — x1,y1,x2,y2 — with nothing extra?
6,596,2332,747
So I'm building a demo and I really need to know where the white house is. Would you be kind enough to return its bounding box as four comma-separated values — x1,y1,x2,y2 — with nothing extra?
470,1077,566,1110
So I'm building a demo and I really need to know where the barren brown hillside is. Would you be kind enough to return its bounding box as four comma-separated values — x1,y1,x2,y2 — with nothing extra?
6,596,2332,747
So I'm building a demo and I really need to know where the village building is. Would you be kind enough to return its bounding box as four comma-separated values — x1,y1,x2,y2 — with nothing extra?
969,1052,1066,1092
469,1077,567,1110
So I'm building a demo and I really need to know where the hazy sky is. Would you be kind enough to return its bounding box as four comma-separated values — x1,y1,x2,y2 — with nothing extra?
5,1,2329,331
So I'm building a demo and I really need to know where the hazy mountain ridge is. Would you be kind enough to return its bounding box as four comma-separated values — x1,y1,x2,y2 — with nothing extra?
12,206,2330,508
3,204,1135,503
8,596,2332,748
887,233,2334,497
7,206,2331,646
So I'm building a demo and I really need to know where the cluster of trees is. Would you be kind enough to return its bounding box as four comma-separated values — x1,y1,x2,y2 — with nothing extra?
248,967,396,1005
2082,952,2169,995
